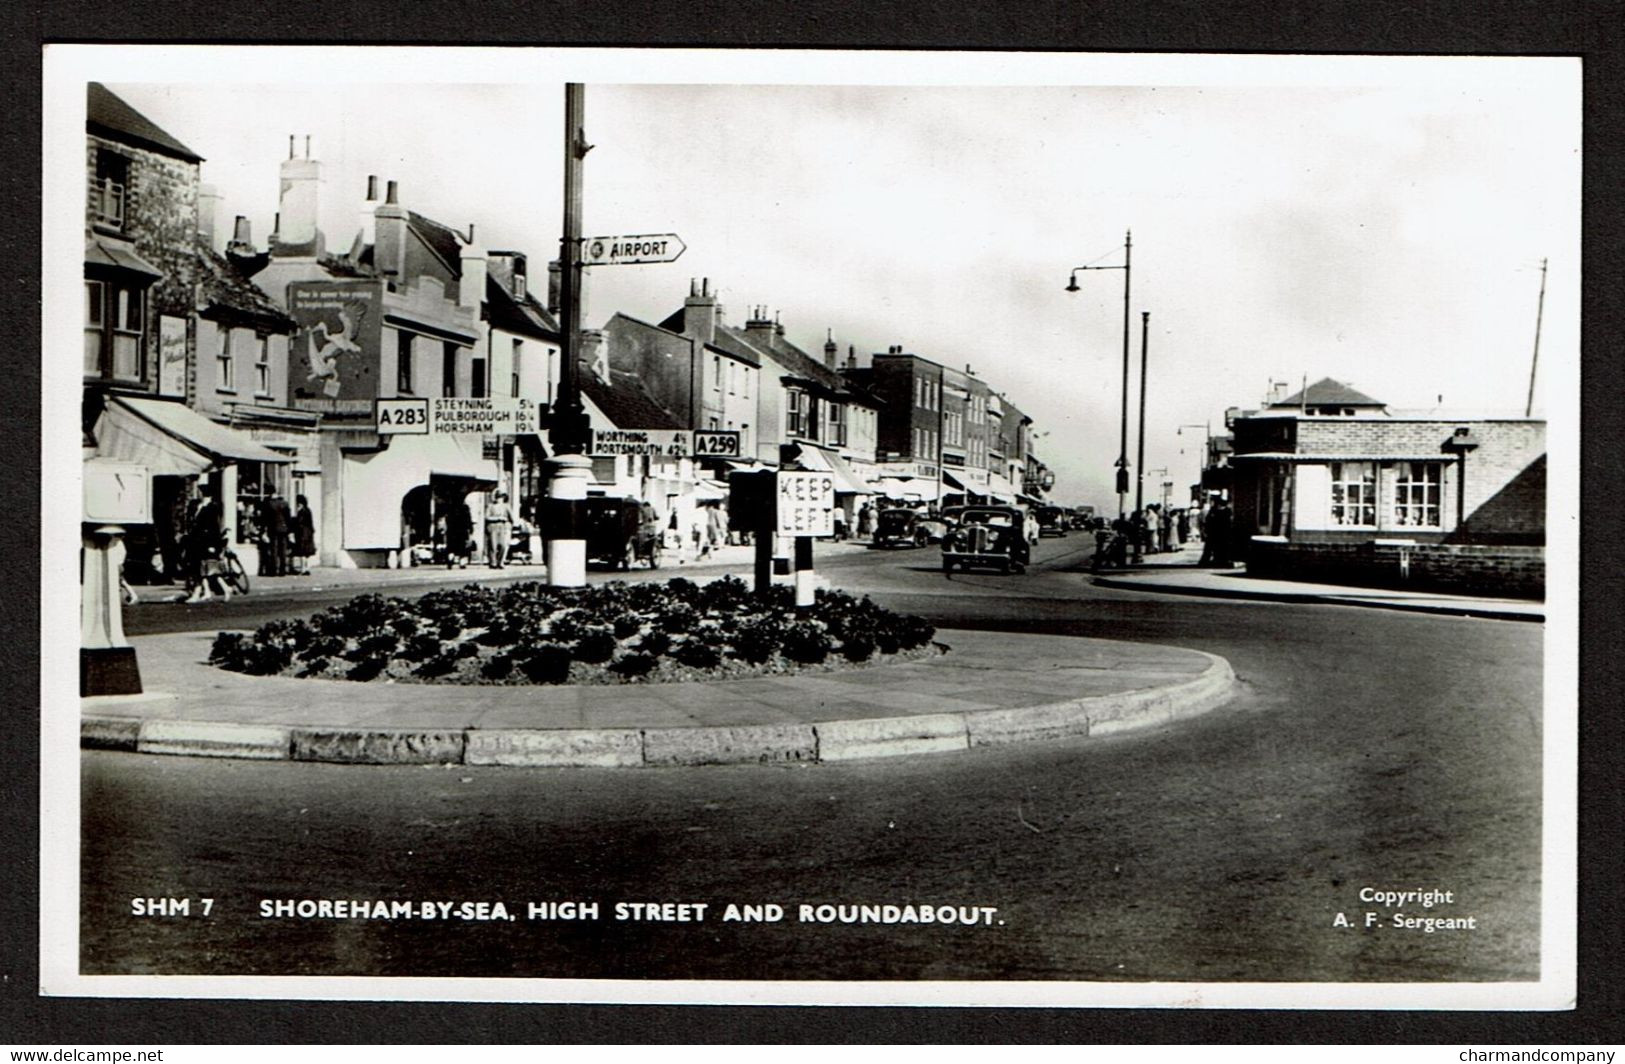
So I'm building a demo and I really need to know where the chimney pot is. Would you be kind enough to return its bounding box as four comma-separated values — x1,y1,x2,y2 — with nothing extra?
288,134,295,160
366,175,378,200
232,215,251,244
304,134,311,159
385,180,399,205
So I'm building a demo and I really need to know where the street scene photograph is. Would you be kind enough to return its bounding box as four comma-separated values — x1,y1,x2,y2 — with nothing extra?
43,46,1577,1008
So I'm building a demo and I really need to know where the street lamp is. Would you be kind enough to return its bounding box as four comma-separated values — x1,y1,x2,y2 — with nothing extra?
1177,421,1209,504
1066,229,1132,519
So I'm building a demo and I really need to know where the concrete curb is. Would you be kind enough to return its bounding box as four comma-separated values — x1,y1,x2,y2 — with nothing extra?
81,652,1238,768
1091,574,1543,623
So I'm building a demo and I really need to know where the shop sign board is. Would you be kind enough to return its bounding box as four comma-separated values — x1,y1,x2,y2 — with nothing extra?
776,471,835,536
591,428,692,458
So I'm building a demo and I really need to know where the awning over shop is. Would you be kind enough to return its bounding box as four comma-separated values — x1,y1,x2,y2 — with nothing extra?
873,476,939,502
342,434,499,549
93,395,293,476
86,237,163,278
985,473,1018,504
941,469,967,492
693,479,729,501
823,451,874,496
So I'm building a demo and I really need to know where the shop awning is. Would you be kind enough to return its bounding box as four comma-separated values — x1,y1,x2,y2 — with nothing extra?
985,473,1018,503
873,476,938,502
823,451,874,496
86,237,163,278
94,395,293,476
941,469,967,492
693,479,729,501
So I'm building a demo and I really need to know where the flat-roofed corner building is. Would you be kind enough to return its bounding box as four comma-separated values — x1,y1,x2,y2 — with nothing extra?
1226,378,1546,597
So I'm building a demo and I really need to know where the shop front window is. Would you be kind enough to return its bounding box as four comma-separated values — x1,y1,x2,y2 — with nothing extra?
234,461,291,545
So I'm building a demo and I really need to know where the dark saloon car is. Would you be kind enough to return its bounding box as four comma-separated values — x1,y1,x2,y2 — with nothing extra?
584,497,663,570
872,507,949,548
1035,505,1069,537
940,505,1032,574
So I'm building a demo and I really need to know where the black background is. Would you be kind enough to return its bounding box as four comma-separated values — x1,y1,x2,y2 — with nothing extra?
5,0,1621,1045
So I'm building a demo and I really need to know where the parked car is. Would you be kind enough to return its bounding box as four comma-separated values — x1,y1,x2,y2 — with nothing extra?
872,507,949,548
584,497,663,570
1035,505,1069,537
1068,507,1096,530
940,505,1031,574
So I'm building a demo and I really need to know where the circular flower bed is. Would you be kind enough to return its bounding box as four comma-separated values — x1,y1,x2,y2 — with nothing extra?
207,576,939,685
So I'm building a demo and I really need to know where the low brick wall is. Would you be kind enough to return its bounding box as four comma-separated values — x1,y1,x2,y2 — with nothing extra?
1245,540,1544,599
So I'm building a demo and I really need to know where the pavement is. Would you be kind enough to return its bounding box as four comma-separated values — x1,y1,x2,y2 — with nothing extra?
1089,539,1544,622
82,622,1237,768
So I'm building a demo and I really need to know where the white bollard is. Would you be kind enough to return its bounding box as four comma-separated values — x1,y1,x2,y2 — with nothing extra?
544,453,592,587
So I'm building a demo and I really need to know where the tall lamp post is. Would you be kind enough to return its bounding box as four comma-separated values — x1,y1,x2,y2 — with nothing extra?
1177,421,1209,505
1065,229,1132,520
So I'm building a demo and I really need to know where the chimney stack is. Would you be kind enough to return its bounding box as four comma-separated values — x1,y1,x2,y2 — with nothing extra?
270,133,324,258
374,180,409,280
824,329,838,369
358,175,380,248
847,345,857,371
459,223,487,312
682,275,720,345
225,215,269,278
197,183,222,251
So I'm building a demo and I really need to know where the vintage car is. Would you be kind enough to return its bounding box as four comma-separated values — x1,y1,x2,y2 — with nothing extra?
584,497,663,570
940,505,1032,574
1035,504,1070,537
871,507,949,548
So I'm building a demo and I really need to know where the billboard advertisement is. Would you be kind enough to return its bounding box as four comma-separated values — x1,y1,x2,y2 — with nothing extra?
288,280,382,401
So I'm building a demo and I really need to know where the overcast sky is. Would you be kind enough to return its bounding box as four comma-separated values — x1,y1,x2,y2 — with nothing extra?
62,48,1580,509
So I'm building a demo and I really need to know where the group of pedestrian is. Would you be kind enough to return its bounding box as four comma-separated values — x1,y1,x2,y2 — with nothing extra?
253,486,316,577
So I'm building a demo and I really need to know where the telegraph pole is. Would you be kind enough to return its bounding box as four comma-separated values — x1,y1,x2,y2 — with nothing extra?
1118,230,1132,519
544,83,594,586
1132,309,1149,562
1525,257,1547,418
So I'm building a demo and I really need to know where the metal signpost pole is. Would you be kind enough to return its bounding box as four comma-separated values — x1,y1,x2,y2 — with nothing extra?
545,83,593,587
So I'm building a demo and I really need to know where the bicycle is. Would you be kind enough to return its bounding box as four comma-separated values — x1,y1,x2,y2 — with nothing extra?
221,547,251,596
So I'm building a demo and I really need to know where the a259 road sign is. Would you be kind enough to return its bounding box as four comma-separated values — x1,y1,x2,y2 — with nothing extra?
581,234,686,266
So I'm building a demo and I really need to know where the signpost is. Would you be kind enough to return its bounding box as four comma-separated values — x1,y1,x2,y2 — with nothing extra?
775,472,835,537
590,428,692,458
375,397,541,437
692,429,742,458
581,233,686,267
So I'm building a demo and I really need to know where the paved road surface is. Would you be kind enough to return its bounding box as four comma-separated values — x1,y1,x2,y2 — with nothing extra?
82,534,1543,982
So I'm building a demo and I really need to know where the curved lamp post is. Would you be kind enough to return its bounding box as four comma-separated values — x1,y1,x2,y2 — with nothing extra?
1066,230,1132,519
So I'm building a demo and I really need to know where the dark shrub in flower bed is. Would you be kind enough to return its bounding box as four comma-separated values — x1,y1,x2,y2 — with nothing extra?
207,577,938,685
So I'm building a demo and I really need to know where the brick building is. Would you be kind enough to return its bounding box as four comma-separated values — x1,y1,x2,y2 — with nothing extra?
83,83,300,584
1226,379,1546,596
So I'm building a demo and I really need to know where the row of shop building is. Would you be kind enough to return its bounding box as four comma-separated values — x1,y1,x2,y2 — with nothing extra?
81,84,1055,583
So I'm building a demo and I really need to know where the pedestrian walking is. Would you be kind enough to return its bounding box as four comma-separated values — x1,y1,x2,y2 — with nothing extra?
857,501,874,539
183,493,230,603
1159,506,1174,553
705,501,727,555
445,498,473,569
484,490,514,568
292,494,316,575
1203,497,1234,568
258,485,292,577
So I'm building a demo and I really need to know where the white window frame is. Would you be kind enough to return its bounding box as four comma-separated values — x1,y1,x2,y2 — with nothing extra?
216,328,236,393
1391,461,1443,529
1329,461,1378,528
253,335,271,396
